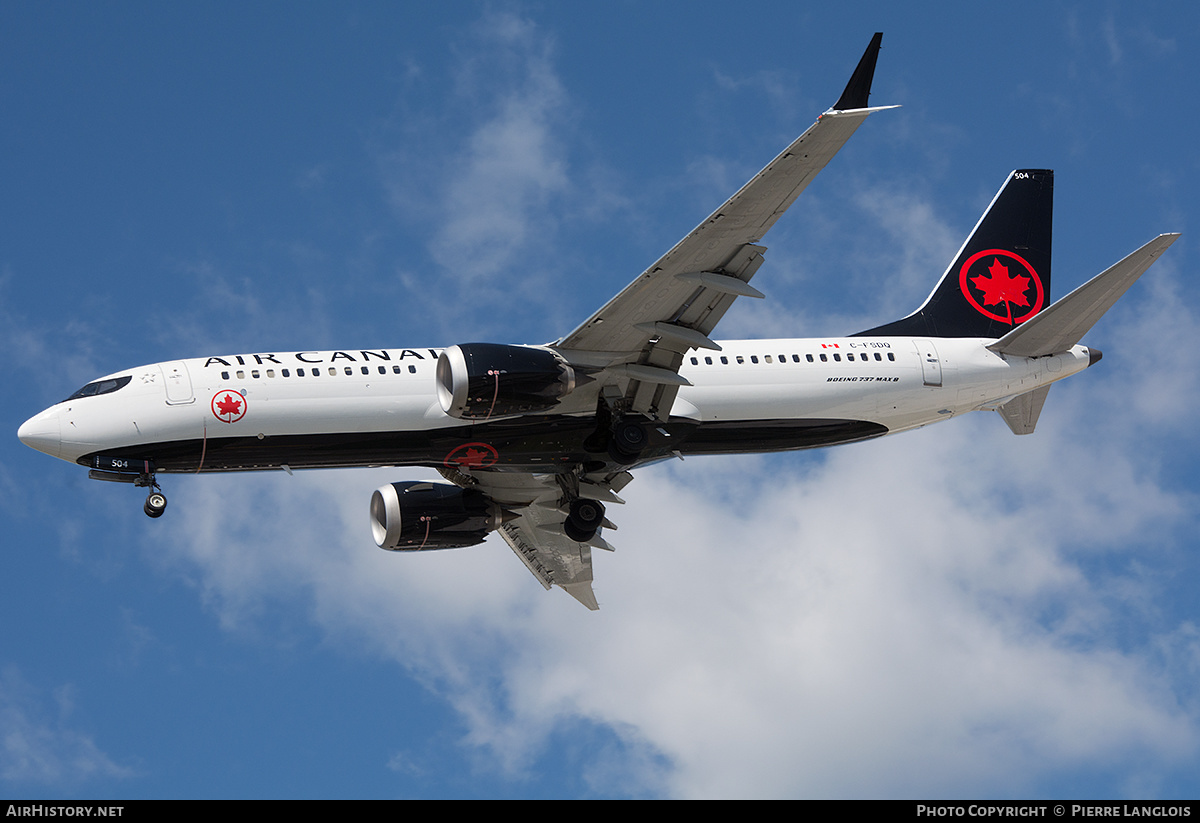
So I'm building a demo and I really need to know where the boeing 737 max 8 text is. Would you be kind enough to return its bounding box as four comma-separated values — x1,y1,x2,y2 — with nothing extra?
17,34,1179,609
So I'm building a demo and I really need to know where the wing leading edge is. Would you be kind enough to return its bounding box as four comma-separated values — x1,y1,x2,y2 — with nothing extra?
555,33,896,421
469,35,895,609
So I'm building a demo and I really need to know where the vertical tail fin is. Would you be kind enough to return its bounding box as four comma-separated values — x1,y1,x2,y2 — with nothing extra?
857,169,1054,338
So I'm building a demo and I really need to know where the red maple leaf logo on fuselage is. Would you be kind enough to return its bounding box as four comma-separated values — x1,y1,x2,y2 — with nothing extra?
211,391,247,423
216,393,242,417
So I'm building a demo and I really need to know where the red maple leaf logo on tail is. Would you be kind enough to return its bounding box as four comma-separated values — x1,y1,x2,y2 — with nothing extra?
970,258,1031,324
958,249,1044,326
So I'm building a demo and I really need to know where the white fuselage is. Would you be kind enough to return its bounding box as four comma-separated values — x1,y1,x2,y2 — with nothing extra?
18,336,1093,473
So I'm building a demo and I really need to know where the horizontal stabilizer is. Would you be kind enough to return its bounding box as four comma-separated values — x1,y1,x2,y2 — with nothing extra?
997,385,1051,435
989,233,1180,357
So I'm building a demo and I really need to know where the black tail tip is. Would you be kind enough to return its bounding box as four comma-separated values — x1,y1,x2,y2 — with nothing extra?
833,32,883,111
1088,347,1103,366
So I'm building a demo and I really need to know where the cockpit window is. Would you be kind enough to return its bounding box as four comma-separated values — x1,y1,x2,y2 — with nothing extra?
65,375,132,402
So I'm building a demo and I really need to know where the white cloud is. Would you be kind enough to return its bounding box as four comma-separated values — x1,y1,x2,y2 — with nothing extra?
136,31,1200,790
147,364,1200,797
715,174,964,341
6,3,1196,801
381,11,570,296
0,669,135,788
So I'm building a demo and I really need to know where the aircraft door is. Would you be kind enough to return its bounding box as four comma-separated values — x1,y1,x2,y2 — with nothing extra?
160,361,195,404
914,339,942,387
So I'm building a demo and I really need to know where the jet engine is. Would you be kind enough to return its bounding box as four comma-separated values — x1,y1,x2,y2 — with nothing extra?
370,481,509,551
436,343,575,420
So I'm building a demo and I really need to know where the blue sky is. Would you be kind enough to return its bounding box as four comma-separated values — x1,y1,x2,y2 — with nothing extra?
2,2,1199,799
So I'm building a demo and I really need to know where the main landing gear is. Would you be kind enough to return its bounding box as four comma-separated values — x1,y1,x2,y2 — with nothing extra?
607,417,648,465
564,498,605,543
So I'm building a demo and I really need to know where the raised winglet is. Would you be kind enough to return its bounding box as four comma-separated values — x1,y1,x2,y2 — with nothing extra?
833,32,883,111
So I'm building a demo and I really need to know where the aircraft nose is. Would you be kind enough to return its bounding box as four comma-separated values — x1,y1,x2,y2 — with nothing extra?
17,407,62,459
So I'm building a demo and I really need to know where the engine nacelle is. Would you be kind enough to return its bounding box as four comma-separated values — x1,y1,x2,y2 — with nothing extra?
370,481,506,551
436,343,575,420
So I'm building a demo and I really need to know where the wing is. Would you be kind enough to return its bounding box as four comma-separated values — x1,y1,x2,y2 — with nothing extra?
555,33,895,421
450,36,894,610
438,465,633,610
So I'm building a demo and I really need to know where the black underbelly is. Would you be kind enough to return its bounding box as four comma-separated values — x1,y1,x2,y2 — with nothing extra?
78,416,888,473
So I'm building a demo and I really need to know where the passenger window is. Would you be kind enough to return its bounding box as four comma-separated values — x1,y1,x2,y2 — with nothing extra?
408,365,417,374
750,355,758,364
690,357,698,365
805,354,813,363
888,352,895,361
819,354,827,362
282,369,290,377
221,371,230,380
236,370,245,379
720,356,728,365
393,365,402,374
704,357,712,365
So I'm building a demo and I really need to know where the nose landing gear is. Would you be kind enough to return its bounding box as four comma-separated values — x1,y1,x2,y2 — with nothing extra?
134,472,168,518
143,487,168,518
86,457,169,519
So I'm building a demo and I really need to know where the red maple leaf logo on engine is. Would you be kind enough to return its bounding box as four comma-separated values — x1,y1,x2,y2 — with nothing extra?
971,258,1031,308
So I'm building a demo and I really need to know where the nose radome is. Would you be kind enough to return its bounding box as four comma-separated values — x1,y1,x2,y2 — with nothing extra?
17,407,62,459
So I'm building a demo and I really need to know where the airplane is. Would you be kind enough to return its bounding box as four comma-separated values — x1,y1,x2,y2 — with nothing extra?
17,33,1179,610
